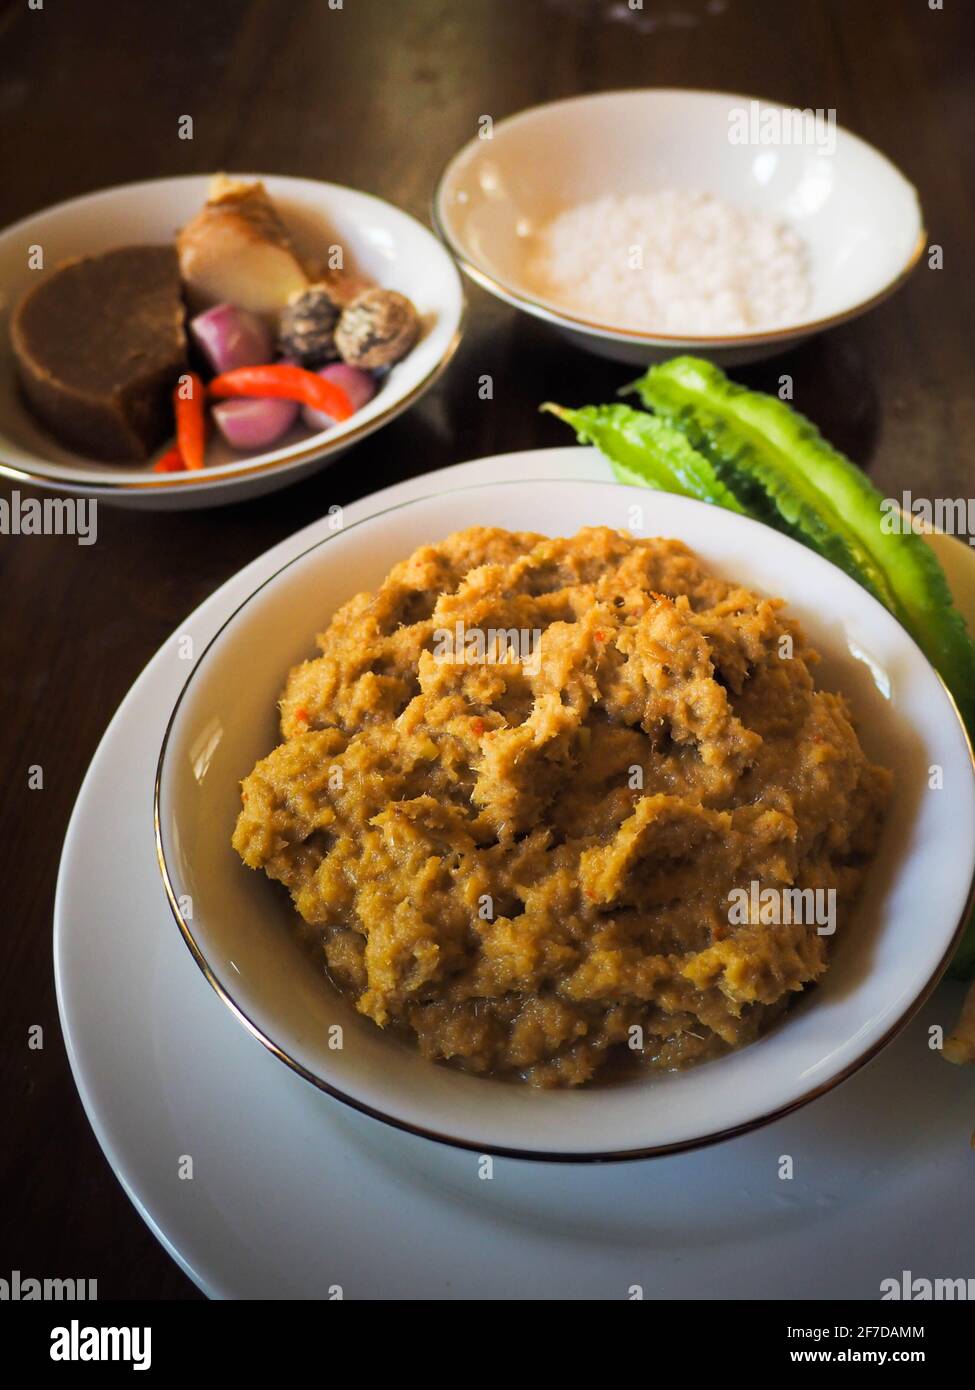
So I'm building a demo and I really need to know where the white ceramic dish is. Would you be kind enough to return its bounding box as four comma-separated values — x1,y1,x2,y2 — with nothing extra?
434,89,924,365
0,174,464,509
154,476,975,1161
56,449,975,1296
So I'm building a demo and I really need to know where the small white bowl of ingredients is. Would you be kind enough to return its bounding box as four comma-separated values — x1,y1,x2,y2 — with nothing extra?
0,173,464,508
434,89,924,365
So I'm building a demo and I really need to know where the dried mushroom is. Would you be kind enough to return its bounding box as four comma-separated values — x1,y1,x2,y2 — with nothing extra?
278,284,342,367
335,288,419,369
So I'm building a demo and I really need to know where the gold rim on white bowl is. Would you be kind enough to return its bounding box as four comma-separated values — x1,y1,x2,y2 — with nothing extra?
153,478,975,1163
432,88,926,349
0,175,467,495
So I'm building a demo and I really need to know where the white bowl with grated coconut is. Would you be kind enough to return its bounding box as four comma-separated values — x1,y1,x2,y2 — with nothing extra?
434,89,924,365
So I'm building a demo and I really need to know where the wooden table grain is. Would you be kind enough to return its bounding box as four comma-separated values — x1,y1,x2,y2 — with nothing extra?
1,0,971,1300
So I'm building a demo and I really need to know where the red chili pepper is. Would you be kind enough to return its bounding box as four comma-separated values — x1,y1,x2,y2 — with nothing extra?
208,364,354,422
173,372,207,471
471,717,486,735
152,445,186,473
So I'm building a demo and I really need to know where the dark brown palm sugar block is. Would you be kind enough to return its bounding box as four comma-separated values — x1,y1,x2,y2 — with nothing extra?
11,245,187,462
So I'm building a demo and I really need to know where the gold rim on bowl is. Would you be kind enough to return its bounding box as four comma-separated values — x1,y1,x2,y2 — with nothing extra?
153,478,975,1162
0,176,466,494
431,88,927,349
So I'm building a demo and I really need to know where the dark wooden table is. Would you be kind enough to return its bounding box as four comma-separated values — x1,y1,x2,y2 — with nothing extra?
1,0,971,1301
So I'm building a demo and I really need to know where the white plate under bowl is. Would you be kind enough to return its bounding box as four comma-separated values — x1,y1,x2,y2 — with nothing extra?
155,478,975,1160
0,174,464,508
55,449,975,1297
434,89,924,365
